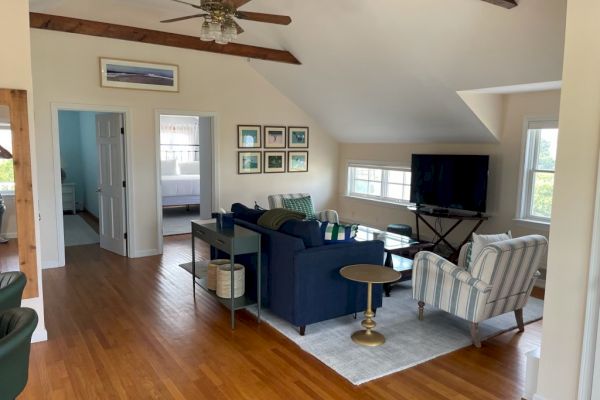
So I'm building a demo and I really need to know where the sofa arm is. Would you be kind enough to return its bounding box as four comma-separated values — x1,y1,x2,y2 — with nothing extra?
270,240,385,326
316,209,339,224
412,251,492,322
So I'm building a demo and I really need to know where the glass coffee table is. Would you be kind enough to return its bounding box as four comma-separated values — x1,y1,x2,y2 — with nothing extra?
355,225,433,295
340,264,401,347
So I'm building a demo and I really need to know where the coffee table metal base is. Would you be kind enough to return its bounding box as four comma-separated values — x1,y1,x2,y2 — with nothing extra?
351,329,386,346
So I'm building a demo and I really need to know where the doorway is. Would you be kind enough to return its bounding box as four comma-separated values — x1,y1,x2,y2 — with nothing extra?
56,108,129,260
157,113,213,237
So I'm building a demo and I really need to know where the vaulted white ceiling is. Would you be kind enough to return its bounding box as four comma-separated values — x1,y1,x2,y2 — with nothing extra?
29,0,567,143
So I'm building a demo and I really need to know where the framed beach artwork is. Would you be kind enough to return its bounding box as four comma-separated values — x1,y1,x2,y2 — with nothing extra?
288,151,309,173
264,151,286,173
100,58,179,92
288,127,309,148
238,125,262,148
264,126,287,148
238,151,262,174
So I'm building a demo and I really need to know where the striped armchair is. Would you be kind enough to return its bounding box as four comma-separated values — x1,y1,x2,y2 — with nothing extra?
412,235,547,347
268,193,339,223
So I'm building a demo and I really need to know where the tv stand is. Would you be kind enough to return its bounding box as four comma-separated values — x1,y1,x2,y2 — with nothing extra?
407,206,488,263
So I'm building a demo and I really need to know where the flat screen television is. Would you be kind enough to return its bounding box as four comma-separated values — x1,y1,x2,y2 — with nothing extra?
410,154,489,213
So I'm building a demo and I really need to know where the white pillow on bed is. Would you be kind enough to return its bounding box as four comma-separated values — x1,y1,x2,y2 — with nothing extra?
178,161,200,175
161,159,178,175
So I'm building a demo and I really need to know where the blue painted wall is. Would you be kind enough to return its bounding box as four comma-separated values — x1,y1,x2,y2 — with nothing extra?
58,111,100,218
79,112,99,217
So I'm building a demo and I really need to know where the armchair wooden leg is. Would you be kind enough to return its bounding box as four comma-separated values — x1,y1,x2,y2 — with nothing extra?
515,308,525,332
299,326,306,336
471,323,482,348
418,301,425,321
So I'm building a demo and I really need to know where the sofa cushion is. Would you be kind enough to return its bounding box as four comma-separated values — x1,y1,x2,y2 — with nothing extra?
279,219,324,248
320,222,359,243
231,203,266,225
257,208,305,230
282,196,316,220
468,231,512,268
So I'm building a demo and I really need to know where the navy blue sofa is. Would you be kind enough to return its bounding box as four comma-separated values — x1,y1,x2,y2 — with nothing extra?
225,218,385,335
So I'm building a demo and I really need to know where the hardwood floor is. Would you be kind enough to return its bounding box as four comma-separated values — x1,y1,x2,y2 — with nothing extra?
20,235,542,399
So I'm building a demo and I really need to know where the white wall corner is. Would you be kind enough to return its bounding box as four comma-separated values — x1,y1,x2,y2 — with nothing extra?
457,90,505,141
132,248,161,258
21,296,47,343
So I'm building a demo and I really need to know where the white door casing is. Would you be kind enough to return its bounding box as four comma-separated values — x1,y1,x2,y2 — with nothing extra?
96,113,127,256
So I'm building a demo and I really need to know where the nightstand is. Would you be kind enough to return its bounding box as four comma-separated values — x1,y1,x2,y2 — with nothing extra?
61,183,76,214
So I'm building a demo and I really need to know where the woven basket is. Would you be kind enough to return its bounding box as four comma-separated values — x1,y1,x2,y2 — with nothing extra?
207,259,230,290
216,264,245,299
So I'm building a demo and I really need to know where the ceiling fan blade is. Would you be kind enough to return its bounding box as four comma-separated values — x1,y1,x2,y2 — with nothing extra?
161,13,207,23
171,0,203,9
235,11,292,25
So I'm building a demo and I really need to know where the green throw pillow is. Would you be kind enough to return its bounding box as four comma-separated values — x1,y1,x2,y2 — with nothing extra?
282,196,316,220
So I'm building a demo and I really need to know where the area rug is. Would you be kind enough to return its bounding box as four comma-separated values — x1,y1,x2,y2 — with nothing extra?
178,263,543,386
63,215,99,247
163,207,200,236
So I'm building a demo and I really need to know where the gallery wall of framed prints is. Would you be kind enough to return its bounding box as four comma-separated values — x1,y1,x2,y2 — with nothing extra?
237,125,310,174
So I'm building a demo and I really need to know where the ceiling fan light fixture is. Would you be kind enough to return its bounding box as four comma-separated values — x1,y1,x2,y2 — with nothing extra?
209,21,221,38
200,21,212,41
223,22,237,41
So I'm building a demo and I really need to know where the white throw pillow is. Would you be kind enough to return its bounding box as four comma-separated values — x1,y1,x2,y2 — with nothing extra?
178,161,200,175
161,159,178,175
468,231,512,268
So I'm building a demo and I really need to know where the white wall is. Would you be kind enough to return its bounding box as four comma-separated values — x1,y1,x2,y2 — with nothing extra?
0,0,46,342
337,90,560,251
536,0,600,398
30,29,339,265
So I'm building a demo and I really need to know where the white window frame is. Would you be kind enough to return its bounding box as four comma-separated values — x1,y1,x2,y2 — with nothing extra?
347,162,413,205
517,117,559,224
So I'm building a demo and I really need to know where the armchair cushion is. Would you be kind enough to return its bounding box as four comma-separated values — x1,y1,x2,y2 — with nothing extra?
268,193,340,223
282,196,316,220
0,272,26,312
469,231,512,268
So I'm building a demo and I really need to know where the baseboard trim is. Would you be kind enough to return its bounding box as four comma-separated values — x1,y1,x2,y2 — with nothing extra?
132,249,160,258
1,232,17,239
534,279,546,289
533,394,548,400
31,327,48,343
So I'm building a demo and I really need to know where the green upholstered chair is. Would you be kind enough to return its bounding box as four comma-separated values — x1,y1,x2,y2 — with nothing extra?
0,272,26,312
0,307,38,400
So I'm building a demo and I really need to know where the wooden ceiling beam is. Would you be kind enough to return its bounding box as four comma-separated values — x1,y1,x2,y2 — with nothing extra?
29,13,301,65
480,0,518,9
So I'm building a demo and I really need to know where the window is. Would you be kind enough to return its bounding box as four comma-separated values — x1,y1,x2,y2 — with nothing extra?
347,163,412,204
518,119,559,223
0,127,14,194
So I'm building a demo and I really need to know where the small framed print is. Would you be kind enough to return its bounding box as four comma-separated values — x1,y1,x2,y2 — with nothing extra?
264,151,286,173
238,151,262,174
288,127,309,148
288,151,309,173
238,125,262,148
264,126,287,148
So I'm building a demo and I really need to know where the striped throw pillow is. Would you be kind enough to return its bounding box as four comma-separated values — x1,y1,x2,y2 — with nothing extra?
320,222,359,243
282,196,316,220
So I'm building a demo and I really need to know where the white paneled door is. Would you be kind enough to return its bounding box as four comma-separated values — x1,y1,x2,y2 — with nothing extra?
96,113,127,256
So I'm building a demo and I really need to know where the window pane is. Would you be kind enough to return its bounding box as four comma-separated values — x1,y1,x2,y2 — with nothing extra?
354,168,369,180
387,184,403,199
387,170,404,184
0,160,14,192
536,129,558,171
404,185,411,201
369,169,382,181
531,172,554,218
368,182,381,196
353,180,368,194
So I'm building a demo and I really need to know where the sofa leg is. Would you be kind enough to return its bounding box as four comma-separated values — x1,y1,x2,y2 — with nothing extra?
471,323,482,348
515,308,525,332
299,326,306,336
418,301,425,321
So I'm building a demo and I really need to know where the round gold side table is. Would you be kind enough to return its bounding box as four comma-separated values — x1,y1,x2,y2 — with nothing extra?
340,264,401,347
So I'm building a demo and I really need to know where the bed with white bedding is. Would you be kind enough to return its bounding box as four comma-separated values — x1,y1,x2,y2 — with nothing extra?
161,160,201,207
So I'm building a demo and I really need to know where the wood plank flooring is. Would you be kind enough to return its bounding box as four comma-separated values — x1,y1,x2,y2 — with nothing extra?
20,235,543,399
